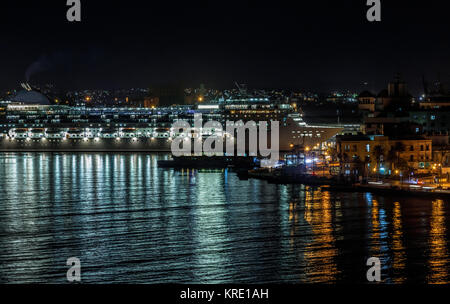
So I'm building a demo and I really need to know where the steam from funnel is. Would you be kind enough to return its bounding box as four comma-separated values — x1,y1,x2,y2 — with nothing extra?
25,52,69,82
25,55,52,82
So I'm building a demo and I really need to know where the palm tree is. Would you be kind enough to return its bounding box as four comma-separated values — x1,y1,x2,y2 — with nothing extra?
363,155,371,181
392,142,406,170
386,142,406,174
373,145,385,168
328,147,339,162
387,149,397,171
352,155,363,179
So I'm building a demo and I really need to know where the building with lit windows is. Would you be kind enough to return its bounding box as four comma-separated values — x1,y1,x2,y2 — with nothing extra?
336,134,433,176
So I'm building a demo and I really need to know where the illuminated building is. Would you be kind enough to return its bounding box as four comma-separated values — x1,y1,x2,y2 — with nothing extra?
357,91,376,112
336,134,433,176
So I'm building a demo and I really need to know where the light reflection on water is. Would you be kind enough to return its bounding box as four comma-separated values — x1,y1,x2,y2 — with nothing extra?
428,200,449,284
302,190,339,283
0,153,449,284
391,201,406,284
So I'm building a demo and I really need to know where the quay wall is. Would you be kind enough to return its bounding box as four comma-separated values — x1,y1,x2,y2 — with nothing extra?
0,138,173,152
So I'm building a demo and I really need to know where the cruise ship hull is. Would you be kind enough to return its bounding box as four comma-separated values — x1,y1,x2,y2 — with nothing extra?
0,125,342,152
0,138,173,152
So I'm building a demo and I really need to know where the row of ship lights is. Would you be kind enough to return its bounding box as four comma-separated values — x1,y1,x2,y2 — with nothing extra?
1,131,235,142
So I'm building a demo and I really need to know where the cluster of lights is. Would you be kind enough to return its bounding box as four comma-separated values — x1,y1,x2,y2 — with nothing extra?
432,163,442,170
2,128,255,145
372,166,385,173
6,128,231,142
5,134,178,142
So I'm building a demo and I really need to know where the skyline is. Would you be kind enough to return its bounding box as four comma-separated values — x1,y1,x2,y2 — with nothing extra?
0,1,449,93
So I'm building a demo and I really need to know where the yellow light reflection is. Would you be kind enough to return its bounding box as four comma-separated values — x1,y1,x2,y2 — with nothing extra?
370,199,380,254
303,189,339,283
427,199,449,284
392,202,406,283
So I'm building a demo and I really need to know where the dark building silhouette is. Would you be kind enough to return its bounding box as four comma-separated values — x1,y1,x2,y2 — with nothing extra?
149,84,185,107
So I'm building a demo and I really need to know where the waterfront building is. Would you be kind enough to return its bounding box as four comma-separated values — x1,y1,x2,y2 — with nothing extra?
432,145,450,181
357,91,376,112
409,109,450,134
336,134,433,176
363,115,422,136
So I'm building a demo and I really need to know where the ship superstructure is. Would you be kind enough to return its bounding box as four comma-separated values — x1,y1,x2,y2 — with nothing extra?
0,88,343,152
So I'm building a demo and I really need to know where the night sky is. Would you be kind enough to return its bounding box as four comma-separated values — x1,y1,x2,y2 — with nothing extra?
1,0,450,94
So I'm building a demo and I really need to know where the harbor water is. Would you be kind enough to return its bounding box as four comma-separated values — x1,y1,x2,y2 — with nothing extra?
0,153,449,283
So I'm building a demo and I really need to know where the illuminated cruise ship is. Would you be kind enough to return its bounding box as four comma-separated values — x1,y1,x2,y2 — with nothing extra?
0,86,343,152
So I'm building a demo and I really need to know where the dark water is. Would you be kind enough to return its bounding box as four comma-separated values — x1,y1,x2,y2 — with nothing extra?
0,153,449,284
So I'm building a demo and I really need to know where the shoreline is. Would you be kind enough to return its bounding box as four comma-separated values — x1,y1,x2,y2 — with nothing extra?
324,184,450,199
244,169,450,199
